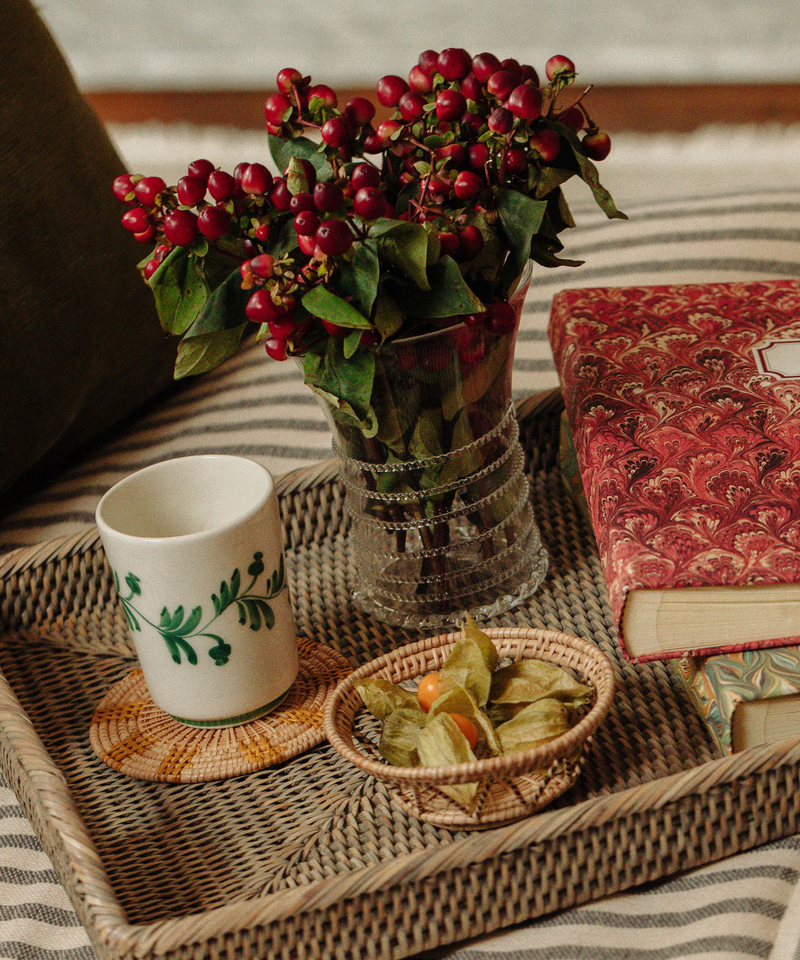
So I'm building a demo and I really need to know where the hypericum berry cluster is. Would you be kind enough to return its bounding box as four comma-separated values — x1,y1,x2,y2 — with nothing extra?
114,49,615,365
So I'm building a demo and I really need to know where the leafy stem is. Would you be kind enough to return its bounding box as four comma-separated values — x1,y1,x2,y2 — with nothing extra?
113,550,286,667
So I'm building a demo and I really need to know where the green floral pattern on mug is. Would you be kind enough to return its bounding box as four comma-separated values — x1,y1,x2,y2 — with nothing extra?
113,551,286,666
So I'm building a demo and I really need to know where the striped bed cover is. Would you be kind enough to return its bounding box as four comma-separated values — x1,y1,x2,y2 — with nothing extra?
2,185,800,959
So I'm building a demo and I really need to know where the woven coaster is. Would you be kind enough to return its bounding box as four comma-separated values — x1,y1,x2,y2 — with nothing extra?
89,638,353,783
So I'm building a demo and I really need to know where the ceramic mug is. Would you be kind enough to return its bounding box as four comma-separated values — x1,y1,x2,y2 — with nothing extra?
95,455,299,727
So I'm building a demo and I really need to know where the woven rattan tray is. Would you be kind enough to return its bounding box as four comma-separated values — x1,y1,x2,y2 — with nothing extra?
1,389,800,960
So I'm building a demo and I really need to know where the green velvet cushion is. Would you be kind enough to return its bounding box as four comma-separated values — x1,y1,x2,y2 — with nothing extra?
0,0,177,502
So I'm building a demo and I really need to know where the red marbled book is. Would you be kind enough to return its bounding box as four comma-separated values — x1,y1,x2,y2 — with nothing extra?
549,278,800,662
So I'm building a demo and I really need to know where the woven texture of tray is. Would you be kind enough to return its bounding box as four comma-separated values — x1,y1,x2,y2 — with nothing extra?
1,389,800,960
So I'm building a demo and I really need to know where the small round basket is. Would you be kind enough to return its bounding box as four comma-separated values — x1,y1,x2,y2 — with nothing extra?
323,626,615,829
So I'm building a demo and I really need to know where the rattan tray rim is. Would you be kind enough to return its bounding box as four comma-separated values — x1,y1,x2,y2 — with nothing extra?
3,632,800,958
2,390,800,959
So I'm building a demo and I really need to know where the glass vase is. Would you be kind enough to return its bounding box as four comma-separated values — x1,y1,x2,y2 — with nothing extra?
316,262,548,629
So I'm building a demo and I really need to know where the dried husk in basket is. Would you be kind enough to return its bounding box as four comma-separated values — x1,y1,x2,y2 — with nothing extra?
323,626,615,829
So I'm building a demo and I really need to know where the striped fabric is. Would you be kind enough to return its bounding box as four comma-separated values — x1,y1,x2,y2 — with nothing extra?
1,175,800,959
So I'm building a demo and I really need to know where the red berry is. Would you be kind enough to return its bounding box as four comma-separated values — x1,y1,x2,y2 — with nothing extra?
268,178,292,211
582,130,612,161
488,106,514,134
344,96,376,127
240,162,273,195
143,258,160,280
468,143,490,170
453,170,483,201
293,209,320,235
485,301,517,335
437,143,467,168
555,105,586,131
520,64,539,84
187,158,215,182
545,55,576,81
376,75,409,107
321,317,346,336
112,173,137,204
176,175,206,206
375,120,402,143
297,234,317,256
290,192,315,213
121,207,150,233
501,58,523,83
398,91,426,122
507,84,543,121
460,73,482,102
264,93,293,125
462,310,487,327
417,50,440,77
437,47,471,81
246,288,280,323
353,186,387,220
163,209,199,246
207,170,237,202
313,180,344,212
438,231,460,258
197,205,231,240
315,219,354,256
255,222,271,242
530,128,562,161
320,116,352,147
505,148,527,176
134,226,156,244
249,254,274,278
268,313,297,339
308,84,337,109
133,176,166,206
486,70,515,101
458,225,484,259
435,89,466,122
471,52,502,83
351,162,381,191
265,337,289,361
408,64,433,94
360,329,379,347
276,67,303,94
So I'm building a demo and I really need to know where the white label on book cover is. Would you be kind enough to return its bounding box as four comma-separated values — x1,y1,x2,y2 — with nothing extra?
754,339,800,379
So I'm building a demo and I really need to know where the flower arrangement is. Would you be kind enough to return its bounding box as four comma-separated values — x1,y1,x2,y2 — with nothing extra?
113,48,625,623
114,48,623,398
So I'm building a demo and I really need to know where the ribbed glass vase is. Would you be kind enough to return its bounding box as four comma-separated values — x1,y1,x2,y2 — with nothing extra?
314,262,547,629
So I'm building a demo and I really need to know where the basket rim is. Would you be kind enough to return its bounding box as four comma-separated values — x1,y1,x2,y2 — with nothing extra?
322,626,616,786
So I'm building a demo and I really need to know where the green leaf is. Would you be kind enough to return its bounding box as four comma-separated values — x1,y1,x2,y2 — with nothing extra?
150,247,208,336
371,292,404,342
343,328,362,359
394,257,484,318
369,219,431,290
302,285,372,329
268,134,331,182
493,698,571,754
182,268,251,338
205,635,231,666
173,636,199,666
303,337,376,424
495,188,546,290
174,324,247,379
334,242,380,317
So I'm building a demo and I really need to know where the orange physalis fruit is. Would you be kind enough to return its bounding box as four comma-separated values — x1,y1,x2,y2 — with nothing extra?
448,713,479,750
417,672,440,712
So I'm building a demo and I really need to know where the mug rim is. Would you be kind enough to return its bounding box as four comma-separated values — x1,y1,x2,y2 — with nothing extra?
95,454,275,544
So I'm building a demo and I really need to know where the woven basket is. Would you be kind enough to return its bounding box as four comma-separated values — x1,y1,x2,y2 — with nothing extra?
323,626,615,828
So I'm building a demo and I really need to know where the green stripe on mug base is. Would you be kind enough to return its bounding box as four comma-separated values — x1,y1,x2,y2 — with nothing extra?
169,690,290,728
